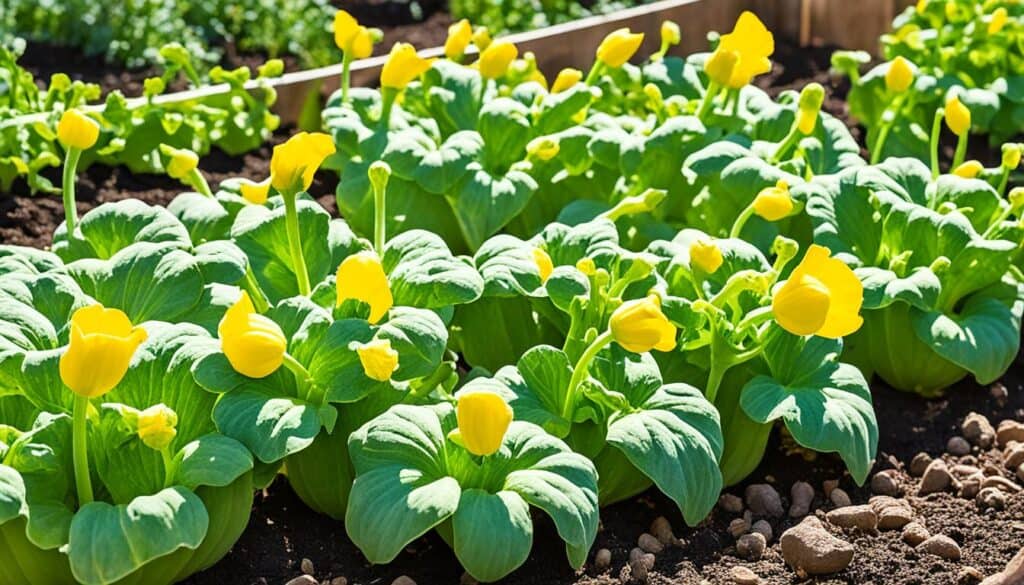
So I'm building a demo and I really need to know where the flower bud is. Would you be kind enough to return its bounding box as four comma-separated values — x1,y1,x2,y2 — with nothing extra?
368,160,392,193
479,40,517,80
219,292,287,379
952,160,984,178
380,43,434,89
336,251,394,323
455,390,513,456
1002,143,1022,170
885,56,914,93
57,109,100,150
576,258,597,276
356,339,399,382
595,28,645,68
945,95,971,137
60,305,148,398
137,404,178,451
661,21,681,48
704,48,739,87
689,238,723,274
159,144,199,180
609,294,677,353
753,180,794,221
772,245,862,339
550,68,583,93
526,136,560,161
533,248,554,283
445,19,473,59
472,27,492,52
989,7,1008,35
796,83,825,135
270,132,336,193
1009,187,1024,211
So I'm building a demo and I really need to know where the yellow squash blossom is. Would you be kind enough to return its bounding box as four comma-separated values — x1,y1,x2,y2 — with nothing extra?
60,305,148,398
161,145,199,180
661,21,681,48
239,178,271,205
796,83,824,135
753,180,793,221
576,257,597,276
772,244,863,339
137,404,178,451
596,28,645,68
219,291,287,379
479,40,518,79
357,339,399,382
349,27,374,60
1003,144,1022,169
953,160,983,178
533,248,554,283
885,56,914,93
472,27,492,52
334,11,359,52
551,68,583,93
945,95,971,137
989,7,1008,35
689,238,724,274
455,390,513,456
716,11,774,88
270,132,336,194
445,19,473,59
526,136,560,161
336,251,394,324
381,43,434,89
57,109,100,150
704,48,740,87
609,294,677,353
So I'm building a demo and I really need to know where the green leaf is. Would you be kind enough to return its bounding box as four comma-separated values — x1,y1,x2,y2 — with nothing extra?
381,230,483,309
376,307,449,380
484,346,573,437
449,166,538,251
452,489,532,583
67,487,208,585
0,465,28,525
53,199,191,262
857,266,940,311
173,434,253,490
0,246,62,278
212,387,328,464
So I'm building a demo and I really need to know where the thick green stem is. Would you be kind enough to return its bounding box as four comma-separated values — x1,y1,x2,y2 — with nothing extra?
997,166,1011,196
929,108,945,179
161,447,175,488
72,394,93,507
379,88,398,128
561,330,613,420
584,62,606,85
729,201,757,239
243,265,271,313
769,121,802,164
696,81,721,120
952,133,968,170
62,147,82,234
373,177,387,256
282,192,312,296
340,54,353,105
282,352,315,401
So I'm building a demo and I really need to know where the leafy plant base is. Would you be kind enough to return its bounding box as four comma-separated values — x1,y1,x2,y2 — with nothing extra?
285,426,355,521
592,446,654,507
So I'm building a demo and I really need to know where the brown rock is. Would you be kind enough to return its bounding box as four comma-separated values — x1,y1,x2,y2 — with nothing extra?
977,487,1007,510
330,578,348,585
980,546,1024,585
830,488,852,508
720,493,744,514
823,479,839,496
826,505,877,531
996,420,1024,447
729,517,751,538
789,481,814,517
459,573,478,585
958,566,984,583
301,558,315,576
650,517,677,546
638,533,663,554
871,470,902,496
391,578,416,585
1003,443,1024,470
920,460,953,495
780,516,855,575
902,522,930,546
962,412,996,448
947,436,972,456
983,463,1003,477
910,452,932,477
737,532,767,560
952,464,982,478
982,475,1021,493
285,577,317,585
877,504,914,530
990,383,1009,402
918,535,961,560
730,565,761,585
745,484,783,518
960,475,983,500
1017,463,1024,483
594,548,612,571
751,519,772,542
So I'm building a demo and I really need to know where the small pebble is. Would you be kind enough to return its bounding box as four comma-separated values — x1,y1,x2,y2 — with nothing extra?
990,383,1009,403
650,516,677,546
977,487,1007,510
594,548,612,571
960,475,983,500
285,577,317,585
1017,463,1024,483
737,532,767,560
952,464,981,478
983,463,1003,477
830,488,852,508
871,470,902,496
720,493,745,514
789,481,814,517
1004,443,1024,470
391,578,416,585
301,559,315,576
730,565,760,585
902,522,930,546
982,475,1021,494
729,517,751,538
947,436,972,456
745,484,783,518
918,534,961,560
962,413,996,449
780,516,854,575
997,420,1024,447
877,504,913,530
910,452,932,477
628,555,650,584
826,505,877,531
638,533,663,554
958,566,984,583
751,520,772,542
822,479,839,496
330,578,347,585
920,460,953,495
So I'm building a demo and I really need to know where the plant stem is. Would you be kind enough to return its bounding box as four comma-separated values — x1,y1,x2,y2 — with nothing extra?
769,121,802,164
188,168,213,198
729,201,757,239
243,265,271,313
161,447,175,488
72,394,94,506
584,62,605,85
62,147,82,234
379,88,397,128
340,54,353,105
373,175,387,256
696,81,720,120
952,133,968,170
868,94,906,165
282,352,314,401
929,107,945,179
997,166,1011,196
282,192,312,296
561,330,613,420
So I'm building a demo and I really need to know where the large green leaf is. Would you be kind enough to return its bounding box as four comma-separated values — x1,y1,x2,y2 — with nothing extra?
212,385,332,464
0,465,27,525
53,199,192,262
452,489,532,583
172,434,253,491
381,230,484,309
449,165,538,251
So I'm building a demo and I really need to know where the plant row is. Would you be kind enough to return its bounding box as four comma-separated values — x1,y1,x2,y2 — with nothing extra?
0,9,1022,585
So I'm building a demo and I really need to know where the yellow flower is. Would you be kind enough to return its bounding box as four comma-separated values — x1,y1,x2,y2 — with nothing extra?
356,339,399,382
1003,144,1022,169
953,160,984,178
336,251,394,324
60,305,148,398
661,21,681,48
551,68,583,93
596,28,645,68
704,48,740,87
57,109,100,150
334,10,360,52
380,43,434,89
455,390,513,456
270,132,336,193
753,180,793,221
716,11,774,88
945,95,971,137
239,178,271,205
609,294,677,353
160,144,199,180
218,291,287,379
989,7,1008,35
772,244,863,339
689,238,723,274
479,40,518,80
576,257,596,276
533,248,554,283
349,27,375,60
526,136,559,161
445,19,473,59
472,27,492,52
885,56,914,93
916,0,928,14
137,404,178,451
796,83,824,135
